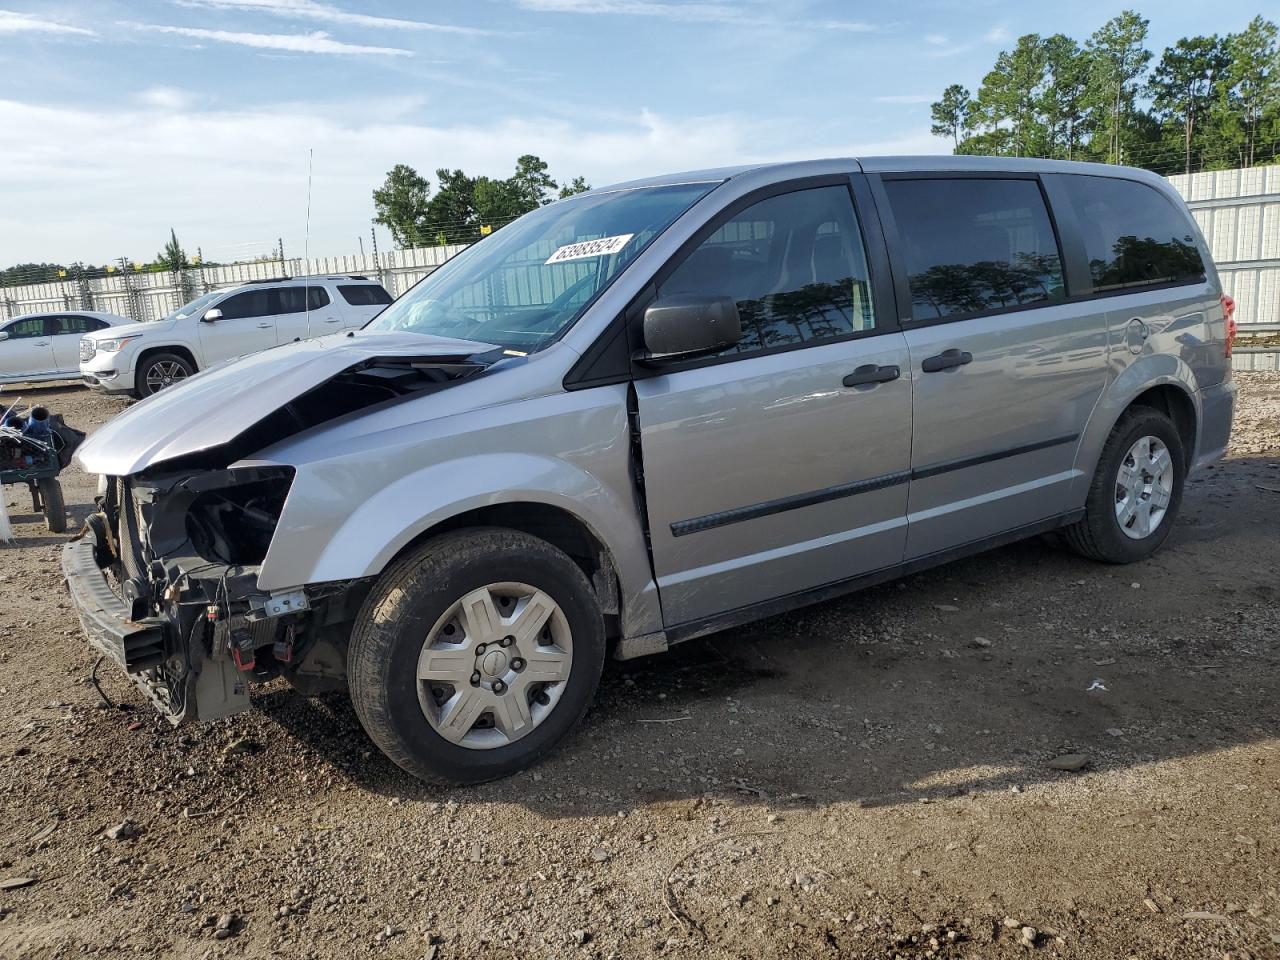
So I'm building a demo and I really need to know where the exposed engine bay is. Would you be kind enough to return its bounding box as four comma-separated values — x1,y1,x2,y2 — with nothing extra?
65,352,496,723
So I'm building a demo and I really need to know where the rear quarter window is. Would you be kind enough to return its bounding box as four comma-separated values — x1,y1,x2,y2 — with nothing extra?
338,284,392,306
1058,175,1205,293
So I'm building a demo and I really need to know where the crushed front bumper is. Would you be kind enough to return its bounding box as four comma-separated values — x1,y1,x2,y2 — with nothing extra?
62,528,167,674
62,524,251,722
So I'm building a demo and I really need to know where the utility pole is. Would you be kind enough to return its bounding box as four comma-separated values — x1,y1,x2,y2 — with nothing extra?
278,237,286,277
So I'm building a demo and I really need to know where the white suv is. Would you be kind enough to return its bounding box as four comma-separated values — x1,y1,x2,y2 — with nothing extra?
80,276,392,397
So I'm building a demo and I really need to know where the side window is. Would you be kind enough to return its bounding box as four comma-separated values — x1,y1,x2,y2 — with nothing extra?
657,185,876,358
338,284,392,306
1059,175,1205,293
3,317,50,339
216,289,275,320
882,178,1065,322
308,287,330,310
53,315,107,335
276,287,307,314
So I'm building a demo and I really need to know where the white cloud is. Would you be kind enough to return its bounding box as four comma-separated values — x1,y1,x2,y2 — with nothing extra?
0,8,94,35
516,0,876,32
873,94,935,105
120,21,413,56
0,97,941,264
174,0,492,36
984,25,1011,44
924,33,948,46
136,87,192,109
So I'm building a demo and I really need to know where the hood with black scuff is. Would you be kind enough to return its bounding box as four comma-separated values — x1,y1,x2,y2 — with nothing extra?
77,330,502,476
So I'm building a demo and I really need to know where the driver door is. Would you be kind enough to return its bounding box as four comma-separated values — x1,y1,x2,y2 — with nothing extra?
0,316,56,381
632,180,912,627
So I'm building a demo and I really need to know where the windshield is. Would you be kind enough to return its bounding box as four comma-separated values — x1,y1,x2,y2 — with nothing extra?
166,289,224,322
366,182,717,352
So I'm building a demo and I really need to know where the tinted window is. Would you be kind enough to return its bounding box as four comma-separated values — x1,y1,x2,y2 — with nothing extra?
657,185,875,358
308,287,330,310
53,315,108,335
3,317,50,339
1059,175,1205,293
276,287,332,313
217,289,275,320
883,178,1065,321
338,284,392,306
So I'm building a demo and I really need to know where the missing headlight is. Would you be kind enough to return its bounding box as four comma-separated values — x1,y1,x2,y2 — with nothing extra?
185,473,293,566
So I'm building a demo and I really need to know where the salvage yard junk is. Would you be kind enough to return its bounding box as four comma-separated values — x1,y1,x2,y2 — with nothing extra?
0,401,83,539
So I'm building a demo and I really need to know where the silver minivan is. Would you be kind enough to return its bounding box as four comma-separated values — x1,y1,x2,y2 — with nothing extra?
65,156,1236,784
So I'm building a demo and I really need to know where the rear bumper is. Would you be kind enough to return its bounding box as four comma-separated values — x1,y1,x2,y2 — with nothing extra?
61,529,168,673
1194,378,1237,472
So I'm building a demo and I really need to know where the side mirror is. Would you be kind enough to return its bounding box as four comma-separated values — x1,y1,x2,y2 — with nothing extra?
201,308,223,323
640,296,741,363
0,331,8,342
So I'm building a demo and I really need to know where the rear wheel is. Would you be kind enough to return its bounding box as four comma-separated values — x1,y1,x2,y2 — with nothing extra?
1063,407,1185,563
135,352,194,397
348,527,606,785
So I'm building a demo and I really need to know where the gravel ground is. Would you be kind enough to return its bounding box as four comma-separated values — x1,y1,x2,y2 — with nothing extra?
1,375,1278,960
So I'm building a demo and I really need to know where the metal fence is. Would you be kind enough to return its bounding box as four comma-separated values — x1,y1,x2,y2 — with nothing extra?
0,245,468,323
1168,166,1280,330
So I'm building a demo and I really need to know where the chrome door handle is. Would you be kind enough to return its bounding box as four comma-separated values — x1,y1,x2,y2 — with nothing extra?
921,349,973,373
324,317,341,323
257,322,272,329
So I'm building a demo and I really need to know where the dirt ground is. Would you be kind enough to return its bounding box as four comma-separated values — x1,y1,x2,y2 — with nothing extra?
1,375,1278,960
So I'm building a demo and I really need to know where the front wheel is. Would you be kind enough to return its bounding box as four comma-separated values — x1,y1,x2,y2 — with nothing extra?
1062,407,1186,563
135,352,194,397
348,527,606,785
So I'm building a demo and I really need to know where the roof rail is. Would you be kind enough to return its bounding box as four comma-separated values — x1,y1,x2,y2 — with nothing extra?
244,275,291,284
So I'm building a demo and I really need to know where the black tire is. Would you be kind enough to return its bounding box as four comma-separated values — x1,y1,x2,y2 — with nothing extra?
1062,406,1186,563
348,527,606,785
135,352,195,397
38,477,66,533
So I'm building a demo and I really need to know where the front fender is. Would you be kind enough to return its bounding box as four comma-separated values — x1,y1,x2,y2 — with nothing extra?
1070,354,1202,504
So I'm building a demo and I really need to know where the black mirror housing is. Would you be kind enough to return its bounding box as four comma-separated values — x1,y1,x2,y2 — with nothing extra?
641,296,741,363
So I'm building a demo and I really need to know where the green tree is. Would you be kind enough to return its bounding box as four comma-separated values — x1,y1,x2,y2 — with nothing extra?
372,164,432,248
974,35,1051,157
426,168,478,244
509,154,558,210
1085,11,1152,164
558,175,591,199
1224,16,1279,166
930,84,972,147
1039,34,1091,159
1150,36,1230,174
472,175,524,225
156,228,186,272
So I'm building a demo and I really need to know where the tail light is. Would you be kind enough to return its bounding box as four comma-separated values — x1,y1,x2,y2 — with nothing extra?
1221,293,1237,358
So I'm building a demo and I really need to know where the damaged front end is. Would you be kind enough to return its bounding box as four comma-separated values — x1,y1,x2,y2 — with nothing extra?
63,342,501,723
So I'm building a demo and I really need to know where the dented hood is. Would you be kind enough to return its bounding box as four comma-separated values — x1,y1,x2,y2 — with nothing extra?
77,330,499,476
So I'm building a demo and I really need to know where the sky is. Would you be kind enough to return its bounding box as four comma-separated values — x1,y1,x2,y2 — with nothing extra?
0,0,1269,266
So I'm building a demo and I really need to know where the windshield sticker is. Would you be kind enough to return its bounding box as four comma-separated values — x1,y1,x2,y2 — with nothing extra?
545,233,635,265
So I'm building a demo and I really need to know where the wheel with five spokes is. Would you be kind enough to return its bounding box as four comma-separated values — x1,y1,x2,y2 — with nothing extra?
348,527,606,784
1063,406,1186,563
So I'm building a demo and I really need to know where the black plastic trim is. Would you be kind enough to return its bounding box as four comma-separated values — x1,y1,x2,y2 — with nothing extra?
910,433,1079,481
668,433,1080,537
670,470,910,537
665,509,1086,644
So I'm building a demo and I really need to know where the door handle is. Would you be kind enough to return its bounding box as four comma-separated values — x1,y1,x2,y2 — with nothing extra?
257,322,273,329
842,364,901,387
921,349,973,373
323,317,341,323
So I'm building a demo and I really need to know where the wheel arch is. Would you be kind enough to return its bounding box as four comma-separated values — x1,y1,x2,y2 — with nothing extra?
1073,358,1202,506
134,343,199,387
